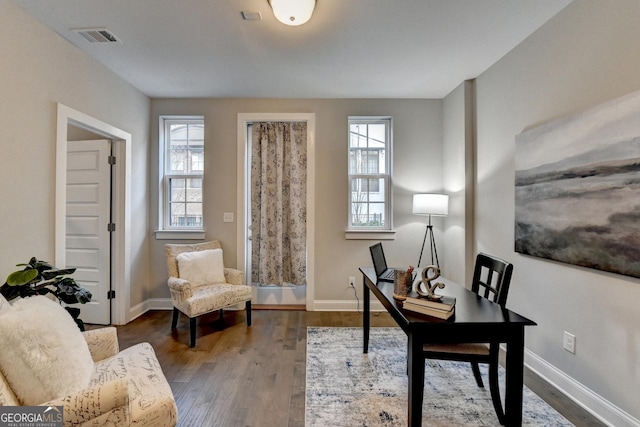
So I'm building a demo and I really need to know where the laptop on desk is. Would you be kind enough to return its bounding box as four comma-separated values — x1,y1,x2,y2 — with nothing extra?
369,242,395,282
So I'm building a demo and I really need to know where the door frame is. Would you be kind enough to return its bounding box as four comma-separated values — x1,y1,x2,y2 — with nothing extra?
236,113,316,310
56,103,132,325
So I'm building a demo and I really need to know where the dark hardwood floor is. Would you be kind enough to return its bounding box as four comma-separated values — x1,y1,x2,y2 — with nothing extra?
112,309,605,427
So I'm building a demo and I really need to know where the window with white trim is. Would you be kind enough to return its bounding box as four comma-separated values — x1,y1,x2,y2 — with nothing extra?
160,117,204,231
348,117,392,230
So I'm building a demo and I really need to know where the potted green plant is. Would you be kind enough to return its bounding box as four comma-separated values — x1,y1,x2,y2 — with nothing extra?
0,257,92,330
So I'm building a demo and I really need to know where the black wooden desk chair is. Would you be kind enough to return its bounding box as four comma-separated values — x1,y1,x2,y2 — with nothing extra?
422,253,514,425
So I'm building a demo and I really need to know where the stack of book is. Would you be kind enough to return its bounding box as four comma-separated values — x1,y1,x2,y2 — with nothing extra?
402,293,456,320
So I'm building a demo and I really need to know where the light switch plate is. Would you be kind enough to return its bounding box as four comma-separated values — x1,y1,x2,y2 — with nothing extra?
223,212,234,223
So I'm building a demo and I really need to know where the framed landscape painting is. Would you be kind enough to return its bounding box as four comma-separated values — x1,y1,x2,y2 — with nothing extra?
515,90,640,279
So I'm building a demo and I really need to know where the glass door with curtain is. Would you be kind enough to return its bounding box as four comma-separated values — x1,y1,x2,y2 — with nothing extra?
246,122,307,299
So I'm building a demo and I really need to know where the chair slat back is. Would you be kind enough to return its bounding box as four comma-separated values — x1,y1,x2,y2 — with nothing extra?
470,253,513,308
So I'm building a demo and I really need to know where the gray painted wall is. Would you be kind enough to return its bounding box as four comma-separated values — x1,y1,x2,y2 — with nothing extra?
149,98,443,305
468,1,640,423
0,0,151,311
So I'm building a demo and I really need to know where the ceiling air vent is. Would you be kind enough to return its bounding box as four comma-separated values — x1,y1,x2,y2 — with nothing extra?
71,28,121,43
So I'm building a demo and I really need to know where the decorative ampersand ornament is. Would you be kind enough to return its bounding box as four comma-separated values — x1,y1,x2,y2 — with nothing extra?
416,265,445,300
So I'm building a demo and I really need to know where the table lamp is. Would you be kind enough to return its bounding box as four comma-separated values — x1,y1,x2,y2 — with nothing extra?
412,193,449,268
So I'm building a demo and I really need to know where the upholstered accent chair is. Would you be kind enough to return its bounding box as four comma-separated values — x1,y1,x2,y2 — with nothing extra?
0,294,177,427
165,240,252,348
422,253,514,425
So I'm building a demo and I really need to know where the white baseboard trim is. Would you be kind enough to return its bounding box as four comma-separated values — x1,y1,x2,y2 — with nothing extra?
311,299,386,312
131,298,385,316
128,298,173,322
525,349,638,427
128,298,249,323
130,298,385,316
128,298,382,320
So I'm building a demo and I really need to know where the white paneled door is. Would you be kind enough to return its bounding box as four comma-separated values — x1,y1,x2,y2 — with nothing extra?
66,140,112,324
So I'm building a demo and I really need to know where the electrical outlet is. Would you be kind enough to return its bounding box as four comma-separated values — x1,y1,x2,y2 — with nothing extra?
563,331,576,354
348,276,356,288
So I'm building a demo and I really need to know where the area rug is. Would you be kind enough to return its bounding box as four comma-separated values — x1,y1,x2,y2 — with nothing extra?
305,327,573,427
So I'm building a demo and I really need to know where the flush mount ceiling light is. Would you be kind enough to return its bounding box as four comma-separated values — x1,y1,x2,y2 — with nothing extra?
269,0,316,26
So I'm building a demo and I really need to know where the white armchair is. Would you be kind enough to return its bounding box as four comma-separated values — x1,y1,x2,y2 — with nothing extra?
45,328,177,427
0,295,177,427
165,240,252,347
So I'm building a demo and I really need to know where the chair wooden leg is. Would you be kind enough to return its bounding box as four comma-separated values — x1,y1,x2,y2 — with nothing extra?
189,317,197,348
246,301,252,326
489,361,506,425
171,307,179,329
215,308,227,328
471,361,485,388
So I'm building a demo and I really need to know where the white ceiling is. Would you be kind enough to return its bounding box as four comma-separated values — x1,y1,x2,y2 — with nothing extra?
14,0,572,99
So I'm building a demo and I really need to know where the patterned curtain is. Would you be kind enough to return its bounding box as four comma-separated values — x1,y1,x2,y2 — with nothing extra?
251,122,307,286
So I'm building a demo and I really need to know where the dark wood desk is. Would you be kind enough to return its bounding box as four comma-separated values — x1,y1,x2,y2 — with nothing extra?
359,267,536,427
